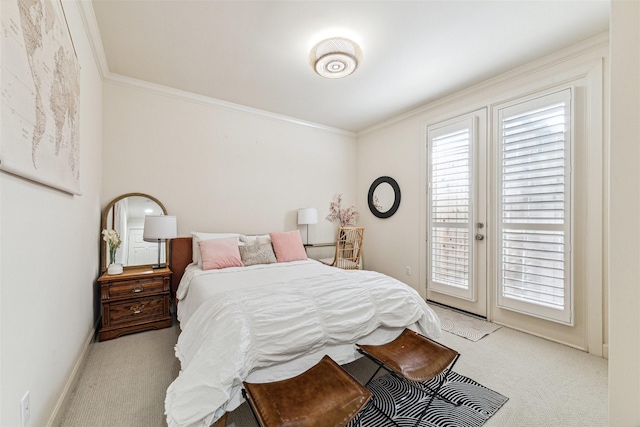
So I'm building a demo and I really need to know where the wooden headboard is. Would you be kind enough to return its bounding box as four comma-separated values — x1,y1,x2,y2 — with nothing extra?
169,237,193,299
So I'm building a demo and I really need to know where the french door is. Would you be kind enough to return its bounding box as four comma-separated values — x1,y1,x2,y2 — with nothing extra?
493,89,573,325
426,89,573,326
426,109,487,317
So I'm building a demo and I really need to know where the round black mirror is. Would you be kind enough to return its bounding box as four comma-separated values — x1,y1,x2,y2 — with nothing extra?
368,176,401,218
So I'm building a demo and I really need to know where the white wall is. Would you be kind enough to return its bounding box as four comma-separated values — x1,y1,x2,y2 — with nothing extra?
356,119,424,282
0,1,103,426
102,81,357,250
608,1,640,424
356,35,607,352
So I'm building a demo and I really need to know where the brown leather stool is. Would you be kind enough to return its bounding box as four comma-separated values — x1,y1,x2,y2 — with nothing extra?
242,355,372,427
357,329,460,427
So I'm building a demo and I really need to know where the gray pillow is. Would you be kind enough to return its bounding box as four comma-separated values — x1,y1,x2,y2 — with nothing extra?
239,243,277,266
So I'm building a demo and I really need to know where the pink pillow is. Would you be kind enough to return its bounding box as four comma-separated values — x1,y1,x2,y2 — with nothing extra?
269,230,308,262
198,236,244,270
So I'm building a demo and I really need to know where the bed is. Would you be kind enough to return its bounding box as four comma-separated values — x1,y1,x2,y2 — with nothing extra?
164,233,441,427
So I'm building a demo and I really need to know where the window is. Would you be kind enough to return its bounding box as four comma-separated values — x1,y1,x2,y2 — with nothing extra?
495,89,572,324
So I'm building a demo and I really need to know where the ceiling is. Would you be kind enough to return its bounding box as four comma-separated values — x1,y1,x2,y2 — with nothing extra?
126,196,164,219
91,1,610,133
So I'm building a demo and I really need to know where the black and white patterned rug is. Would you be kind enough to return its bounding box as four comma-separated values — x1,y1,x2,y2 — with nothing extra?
347,371,508,427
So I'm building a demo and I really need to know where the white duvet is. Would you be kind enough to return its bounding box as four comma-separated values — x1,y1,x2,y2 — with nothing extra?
165,260,441,427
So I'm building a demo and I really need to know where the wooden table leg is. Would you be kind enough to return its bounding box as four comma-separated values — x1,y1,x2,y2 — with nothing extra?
214,413,228,427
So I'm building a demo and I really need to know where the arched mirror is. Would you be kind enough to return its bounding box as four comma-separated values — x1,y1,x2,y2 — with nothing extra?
101,193,167,272
368,176,401,218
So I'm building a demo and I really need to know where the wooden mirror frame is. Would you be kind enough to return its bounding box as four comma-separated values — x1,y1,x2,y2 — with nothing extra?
101,193,168,272
368,176,401,218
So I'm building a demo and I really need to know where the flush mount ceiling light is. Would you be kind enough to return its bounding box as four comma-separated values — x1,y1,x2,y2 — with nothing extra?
309,37,362,79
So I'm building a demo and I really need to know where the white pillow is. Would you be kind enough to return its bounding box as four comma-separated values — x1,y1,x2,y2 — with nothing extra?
191,231,242,268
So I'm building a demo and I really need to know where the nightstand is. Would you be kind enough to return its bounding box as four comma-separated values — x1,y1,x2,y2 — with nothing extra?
303,242,336,248
98,266,172,341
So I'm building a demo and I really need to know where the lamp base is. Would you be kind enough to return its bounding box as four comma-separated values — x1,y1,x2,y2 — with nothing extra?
152,240,166,270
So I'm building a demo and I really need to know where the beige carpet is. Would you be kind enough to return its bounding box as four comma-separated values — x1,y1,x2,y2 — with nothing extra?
59,322,608,427
431,304,501,341
59,325,180,427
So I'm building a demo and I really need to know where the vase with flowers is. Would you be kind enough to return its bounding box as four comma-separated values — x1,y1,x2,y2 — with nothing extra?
102,228,123,275
326,193,359,227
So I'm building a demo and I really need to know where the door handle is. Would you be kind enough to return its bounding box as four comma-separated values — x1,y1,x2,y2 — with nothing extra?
475,234,485,241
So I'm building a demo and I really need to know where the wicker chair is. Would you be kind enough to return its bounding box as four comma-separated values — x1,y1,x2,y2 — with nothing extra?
319,226,364,269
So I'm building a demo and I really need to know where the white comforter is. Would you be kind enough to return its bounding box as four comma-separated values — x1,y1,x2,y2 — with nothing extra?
165,260,441,427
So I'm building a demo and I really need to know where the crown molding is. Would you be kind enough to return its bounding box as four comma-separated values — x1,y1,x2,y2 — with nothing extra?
103,73,355,137
358,31,609,136
76,0,109,79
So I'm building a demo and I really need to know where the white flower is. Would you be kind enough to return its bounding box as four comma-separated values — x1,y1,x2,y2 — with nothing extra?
102,229,122,265
102,229,122,248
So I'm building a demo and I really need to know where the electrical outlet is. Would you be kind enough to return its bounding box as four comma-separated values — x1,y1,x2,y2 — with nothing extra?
405,266,411,276
21,391,30,427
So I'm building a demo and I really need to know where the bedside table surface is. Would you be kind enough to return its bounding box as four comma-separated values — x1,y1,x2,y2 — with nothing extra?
98,266,171,282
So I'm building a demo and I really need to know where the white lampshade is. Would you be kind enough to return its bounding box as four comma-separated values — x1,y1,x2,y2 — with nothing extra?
297,208,318,225
143,215,177,242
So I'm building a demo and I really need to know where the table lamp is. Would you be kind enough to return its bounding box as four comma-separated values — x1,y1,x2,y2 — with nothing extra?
297,208,318,244
143,215,177,269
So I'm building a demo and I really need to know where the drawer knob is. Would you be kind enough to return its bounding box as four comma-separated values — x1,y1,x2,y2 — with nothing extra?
131,284,144,293
130,304,145,314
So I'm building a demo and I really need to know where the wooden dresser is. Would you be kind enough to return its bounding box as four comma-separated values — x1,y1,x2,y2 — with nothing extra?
98,266,172,341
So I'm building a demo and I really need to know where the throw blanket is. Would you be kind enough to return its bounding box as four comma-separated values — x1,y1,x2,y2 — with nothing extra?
165,269,441,427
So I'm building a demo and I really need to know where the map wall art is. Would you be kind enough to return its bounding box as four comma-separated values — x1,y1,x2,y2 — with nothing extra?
1,0,81,195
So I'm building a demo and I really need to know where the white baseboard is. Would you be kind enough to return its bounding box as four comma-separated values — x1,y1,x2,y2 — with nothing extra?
491,320,589,352
47,320,98,427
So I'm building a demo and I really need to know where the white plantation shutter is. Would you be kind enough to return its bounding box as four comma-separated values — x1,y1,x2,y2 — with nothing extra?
496,89,572,324
428,118,475,300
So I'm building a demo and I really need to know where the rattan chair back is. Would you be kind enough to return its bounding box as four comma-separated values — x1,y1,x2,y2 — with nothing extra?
331,226,364,269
